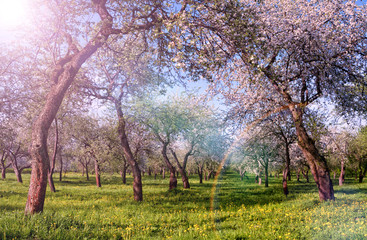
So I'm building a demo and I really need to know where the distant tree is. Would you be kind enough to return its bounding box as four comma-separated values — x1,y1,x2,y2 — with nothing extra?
79,34,168,200
348,127,367,183
137,96,187,190
194,130,230,183
245,138,280,188
70,115,107,187
262,112,296,195
0,132,11,179
7,143,31,183
324,129,353,186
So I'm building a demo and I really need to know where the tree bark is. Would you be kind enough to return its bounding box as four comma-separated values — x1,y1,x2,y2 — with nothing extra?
161,143,177,190
94,159,101,187
48,119,58,192
120,162,127,184
264,163,269,187
170,149,190,189
59,151,63,182
289,105,334,201
148,168,152,176
86,163,89,181
25,0,118,215
339,159,345,186
1,152,9,179
302,169,309,183
198,166,203,184
1,167,5,179
8,145,29,183
115,102,143,201
13,166,23,183
284,142,291,182
282,167,289,197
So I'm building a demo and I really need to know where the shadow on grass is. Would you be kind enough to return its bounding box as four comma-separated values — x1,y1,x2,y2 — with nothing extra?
0,190,27,198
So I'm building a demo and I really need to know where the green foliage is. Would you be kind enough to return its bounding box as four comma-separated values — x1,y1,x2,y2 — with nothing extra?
1,170,367,239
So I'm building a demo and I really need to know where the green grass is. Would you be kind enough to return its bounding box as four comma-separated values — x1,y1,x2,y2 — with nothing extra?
0,170,367,239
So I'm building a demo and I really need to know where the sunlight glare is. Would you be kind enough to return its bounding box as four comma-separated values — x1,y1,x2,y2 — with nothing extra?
0,0,29,30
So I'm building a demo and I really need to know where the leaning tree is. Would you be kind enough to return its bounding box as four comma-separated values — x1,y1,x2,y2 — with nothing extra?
18,0,188,214
172,0,367,201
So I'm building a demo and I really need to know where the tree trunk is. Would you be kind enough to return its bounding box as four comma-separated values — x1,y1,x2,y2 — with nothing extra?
339,159,345,186
169,171,177,190
59,152,63,182
282,166,289,197
9,146,24,183
284,142,291,182
48,174,55,191
198,166,203,184
358,163,367,183
162,168,165,179
115,102,143,201
170,149,190,189
121,165,127,184
289,105,334,201
25,0,116,215
265,164,269,187
48,119,58,193
85,163,89,181
302,169,309,183
358,171,363,183
13,167,23,183
94,159,101,187
208,171,214,180
161,143,177,190
1,152,8,179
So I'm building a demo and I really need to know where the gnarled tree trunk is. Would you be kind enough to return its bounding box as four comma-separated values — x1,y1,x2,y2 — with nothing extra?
289,105,334,201
48,118,58,192
170,149,190,189
1,151,9,179
115,102,143,201
25,0,115,215
162,143,177,190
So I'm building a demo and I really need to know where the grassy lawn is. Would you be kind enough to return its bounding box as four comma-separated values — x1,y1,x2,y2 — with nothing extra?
0,170,366,239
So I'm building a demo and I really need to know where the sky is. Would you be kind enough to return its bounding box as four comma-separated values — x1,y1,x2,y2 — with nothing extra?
1,0,366,39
